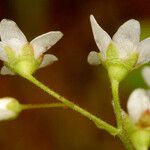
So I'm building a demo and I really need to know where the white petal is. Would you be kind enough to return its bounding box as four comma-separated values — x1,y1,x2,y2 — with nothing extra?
90,15,111,59
127,88,150,123
39,54,58,68
0,66,15,75
0,19,27,43
87,51,101,65
113,19,140,59
0,42,8,61
0,98,15,121
30,31,63,58
137,38,150,65
7,38,25,56
142,67,150,87
0,97,21,121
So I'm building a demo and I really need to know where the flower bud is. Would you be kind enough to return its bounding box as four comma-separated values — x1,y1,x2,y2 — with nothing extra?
0,97,22,121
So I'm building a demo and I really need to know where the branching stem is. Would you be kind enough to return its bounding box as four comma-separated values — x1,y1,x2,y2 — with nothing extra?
20,74,119,136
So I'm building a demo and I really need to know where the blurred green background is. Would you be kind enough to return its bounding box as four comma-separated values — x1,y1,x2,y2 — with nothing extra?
0,0,150,150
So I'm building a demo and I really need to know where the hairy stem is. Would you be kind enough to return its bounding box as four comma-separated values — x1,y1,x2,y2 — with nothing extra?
21,74,118,136
119,131,135,150
111,80,135,150
111,80,122,128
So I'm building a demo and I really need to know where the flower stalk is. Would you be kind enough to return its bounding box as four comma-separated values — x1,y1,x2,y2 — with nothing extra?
110,80,135,150
111,79,122,128
21,74,119,136
118,131,135,150
22,103,66,110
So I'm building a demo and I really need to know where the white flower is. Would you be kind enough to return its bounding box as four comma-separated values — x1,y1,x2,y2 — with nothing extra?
88,15,150,67
127,66,150,127
0,19,63,75
127,88,150,125
142,66,150,87
0,97,22,121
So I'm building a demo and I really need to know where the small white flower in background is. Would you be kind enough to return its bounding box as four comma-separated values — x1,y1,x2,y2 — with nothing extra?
127,67,150,149
0,97,22,121
127,88,150,127
0,19,63,75
88,15,150,68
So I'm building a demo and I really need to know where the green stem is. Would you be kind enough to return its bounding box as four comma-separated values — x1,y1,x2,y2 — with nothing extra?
21,74,118,136
111,80,122,128
22,103,66,110
111,80,135,150
119,131,135,150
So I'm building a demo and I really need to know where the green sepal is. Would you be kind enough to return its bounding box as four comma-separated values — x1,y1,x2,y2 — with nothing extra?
106,42,119,60
7,98,22,119
121,111,138,136
4,44,42,76
107,64,129,82
123,52,138,71
131,130,150,150
122,111,150,150
104,42,138,82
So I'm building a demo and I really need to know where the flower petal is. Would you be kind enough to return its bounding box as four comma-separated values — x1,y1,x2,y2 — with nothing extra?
30,31,63,58
0,19,27,43
113,19,140,59
127,88,150,123
39,54,58,68
90,15,111,59
0,66,15,75
87,51,101,65
0,98,15,121
6,38,25,56
142,67,150,87
0,97,21,121
0,42,8,61
137,38,150,65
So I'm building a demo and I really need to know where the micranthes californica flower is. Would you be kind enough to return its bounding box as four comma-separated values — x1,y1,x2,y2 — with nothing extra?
88,15,150,82
0,19,63,76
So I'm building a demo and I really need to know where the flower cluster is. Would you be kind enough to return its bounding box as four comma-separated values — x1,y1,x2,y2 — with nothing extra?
0,16,149,149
